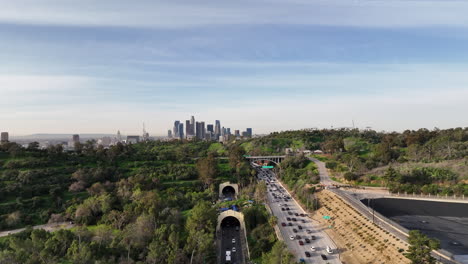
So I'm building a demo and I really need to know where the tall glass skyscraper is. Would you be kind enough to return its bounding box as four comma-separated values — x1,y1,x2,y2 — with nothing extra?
214,120,221,139
173,120,180,137
178,123,184,139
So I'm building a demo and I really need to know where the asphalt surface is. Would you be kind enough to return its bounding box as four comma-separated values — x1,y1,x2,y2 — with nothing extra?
309,157,343,186
363,198,468,256
220,220,243,264
259,169,341,264
309,158,462,264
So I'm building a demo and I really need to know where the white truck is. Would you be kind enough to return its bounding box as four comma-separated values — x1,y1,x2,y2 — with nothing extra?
225,251,231,263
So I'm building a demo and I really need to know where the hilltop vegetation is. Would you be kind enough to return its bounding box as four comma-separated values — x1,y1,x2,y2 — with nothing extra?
0,140,258,264
0,126,466,263
245,127,468,194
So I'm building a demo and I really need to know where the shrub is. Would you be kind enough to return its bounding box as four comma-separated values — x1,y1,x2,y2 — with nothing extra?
344,172,358,181
325,161,338,170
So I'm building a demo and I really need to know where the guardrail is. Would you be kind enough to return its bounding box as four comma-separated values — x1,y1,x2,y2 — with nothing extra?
336,190,459,264
388,192,468,202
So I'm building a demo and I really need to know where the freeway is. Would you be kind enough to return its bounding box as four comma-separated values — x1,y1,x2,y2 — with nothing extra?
220,217,243,264
259,168,341,264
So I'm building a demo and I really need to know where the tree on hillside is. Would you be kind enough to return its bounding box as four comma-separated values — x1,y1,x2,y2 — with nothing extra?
196,154,218,188
261,241,296,264
383,167,401,186
27,141,40,151
405,230,440,264
254,182,267,203
322,137,344,154
185,201,217,263
228,145,246,169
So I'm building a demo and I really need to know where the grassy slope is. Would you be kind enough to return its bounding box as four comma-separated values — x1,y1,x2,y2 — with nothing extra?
367,159,468,181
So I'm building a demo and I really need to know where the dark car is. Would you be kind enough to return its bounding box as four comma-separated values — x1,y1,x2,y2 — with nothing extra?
281,222,286,227
292,218,297,221
295,213,299,216
302,219,306,223
298,225,302,230
321,254,328,260
288,212,293,215
286,208,290,211
281,208,285,211
287,217,291,221
299,240,304,246
288,222,293,226
296,235,301,239
305,251,311,257
311,235,316,240
305,238,310,243
300,213,305,217
293,229,298,233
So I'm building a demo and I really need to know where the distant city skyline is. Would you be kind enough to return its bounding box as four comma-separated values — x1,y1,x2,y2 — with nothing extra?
1,1,468,135
167,115,252,141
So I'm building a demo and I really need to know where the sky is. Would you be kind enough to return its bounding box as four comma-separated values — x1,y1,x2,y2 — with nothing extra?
1,0,468,136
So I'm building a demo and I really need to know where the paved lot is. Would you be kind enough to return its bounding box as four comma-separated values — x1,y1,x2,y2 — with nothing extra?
259,169,341,264
366,198,468,256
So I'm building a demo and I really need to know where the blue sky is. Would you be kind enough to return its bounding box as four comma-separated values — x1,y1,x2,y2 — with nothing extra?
1,0,467,135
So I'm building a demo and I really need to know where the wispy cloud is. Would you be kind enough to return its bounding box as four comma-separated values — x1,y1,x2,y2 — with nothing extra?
1,63,467,135
0,75,90,93
0,0,467,28
0,1,467,135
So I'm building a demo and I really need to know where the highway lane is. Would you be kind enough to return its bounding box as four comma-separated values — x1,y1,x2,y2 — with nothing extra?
220,223,243,264
259,169,341,264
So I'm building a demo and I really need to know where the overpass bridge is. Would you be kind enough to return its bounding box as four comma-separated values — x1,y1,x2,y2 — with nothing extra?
245,155,286,165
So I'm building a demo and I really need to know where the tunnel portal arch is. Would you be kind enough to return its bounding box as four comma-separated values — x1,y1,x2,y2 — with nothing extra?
219,182,239,199
217,210,245,232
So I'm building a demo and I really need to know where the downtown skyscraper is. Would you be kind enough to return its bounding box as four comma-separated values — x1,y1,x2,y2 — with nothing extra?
173,121,180,138
214,120,221,140
190,116,195,136
168,115,252,141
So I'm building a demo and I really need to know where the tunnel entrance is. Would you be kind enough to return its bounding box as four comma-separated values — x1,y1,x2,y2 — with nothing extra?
255,160,276,167
221,216,241,228
222,186,236,199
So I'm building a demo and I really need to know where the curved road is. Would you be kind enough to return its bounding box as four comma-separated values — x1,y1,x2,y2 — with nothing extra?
309,157,343,186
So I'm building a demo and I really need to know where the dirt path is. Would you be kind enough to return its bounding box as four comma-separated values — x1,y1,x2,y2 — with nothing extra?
0,222,75,237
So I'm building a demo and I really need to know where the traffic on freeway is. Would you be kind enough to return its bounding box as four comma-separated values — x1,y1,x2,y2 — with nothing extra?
258,168,341,264
220,216,244,264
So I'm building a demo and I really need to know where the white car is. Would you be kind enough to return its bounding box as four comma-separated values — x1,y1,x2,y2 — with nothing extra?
289,236,295,240
326,246,333,254
232,238,236,244
232,247,236,253
310,246,316,252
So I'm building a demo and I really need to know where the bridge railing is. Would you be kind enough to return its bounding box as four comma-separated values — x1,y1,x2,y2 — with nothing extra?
388,192,468,201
